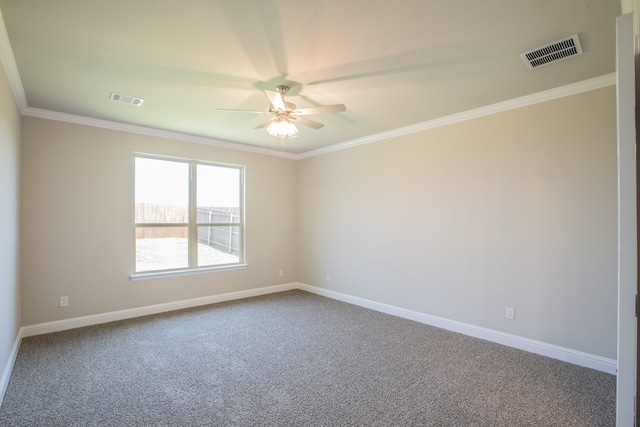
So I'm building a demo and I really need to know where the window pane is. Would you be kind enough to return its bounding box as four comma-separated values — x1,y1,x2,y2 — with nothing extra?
197,165,240,224
136,227,188,272
132,155,244,275
135,157,189,223
197,226,240,266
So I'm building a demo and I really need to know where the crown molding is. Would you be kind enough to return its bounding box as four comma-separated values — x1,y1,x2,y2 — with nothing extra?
20,73,617,161
20,72,616,161
1,8,616,161
299,73,616,159
22,107,300,159
0,8,26,111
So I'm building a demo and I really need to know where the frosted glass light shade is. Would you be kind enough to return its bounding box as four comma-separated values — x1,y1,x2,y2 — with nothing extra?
266,119,298,138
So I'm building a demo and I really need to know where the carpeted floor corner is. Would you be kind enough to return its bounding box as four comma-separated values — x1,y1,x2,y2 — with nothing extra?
0,290,616,426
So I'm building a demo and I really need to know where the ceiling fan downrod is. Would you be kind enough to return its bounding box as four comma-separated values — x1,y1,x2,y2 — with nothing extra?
276,85,290,95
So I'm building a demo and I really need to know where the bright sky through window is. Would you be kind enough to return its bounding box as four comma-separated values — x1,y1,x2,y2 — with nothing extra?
197,165,240,208
133,155,244,275
134,157,187,206
135,157,240,207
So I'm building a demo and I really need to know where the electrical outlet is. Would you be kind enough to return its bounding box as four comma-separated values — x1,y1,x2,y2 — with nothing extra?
60,296,69,307
279,269,284,277
505,306,515,320
326,273,331,282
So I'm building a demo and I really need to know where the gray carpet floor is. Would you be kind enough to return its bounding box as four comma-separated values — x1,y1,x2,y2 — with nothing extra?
0,290,616,426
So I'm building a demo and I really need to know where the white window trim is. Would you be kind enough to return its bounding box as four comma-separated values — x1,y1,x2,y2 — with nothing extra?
130,263,249,281
132,153,246,277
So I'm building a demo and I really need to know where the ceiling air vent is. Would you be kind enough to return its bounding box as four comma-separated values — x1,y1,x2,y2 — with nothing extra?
109,92,144,106
520,34,582,70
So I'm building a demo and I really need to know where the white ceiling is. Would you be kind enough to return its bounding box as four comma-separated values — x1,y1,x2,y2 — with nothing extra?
0,0,621,155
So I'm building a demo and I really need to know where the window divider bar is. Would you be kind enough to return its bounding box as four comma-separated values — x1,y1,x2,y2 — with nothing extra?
189,161,198,268
196,223,241,227
134,223,188,227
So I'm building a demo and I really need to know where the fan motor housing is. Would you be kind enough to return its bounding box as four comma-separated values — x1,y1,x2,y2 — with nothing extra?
270,101,296,114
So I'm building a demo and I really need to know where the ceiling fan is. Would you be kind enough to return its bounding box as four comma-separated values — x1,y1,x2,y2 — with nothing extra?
218,85,346,139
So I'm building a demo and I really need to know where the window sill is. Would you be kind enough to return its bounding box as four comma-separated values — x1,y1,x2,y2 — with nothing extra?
130,264,248,281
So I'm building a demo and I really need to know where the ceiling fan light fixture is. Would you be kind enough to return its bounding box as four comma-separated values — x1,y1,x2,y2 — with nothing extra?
220,85,345,140
266,118,298,138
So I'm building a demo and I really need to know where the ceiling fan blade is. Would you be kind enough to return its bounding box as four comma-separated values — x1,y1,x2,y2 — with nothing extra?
216,108,268,114
255,118,275,129
292,104,346,115
292,116,324,129
264,90,286,110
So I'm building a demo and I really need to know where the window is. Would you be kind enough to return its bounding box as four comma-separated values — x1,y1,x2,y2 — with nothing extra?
133,154,244,275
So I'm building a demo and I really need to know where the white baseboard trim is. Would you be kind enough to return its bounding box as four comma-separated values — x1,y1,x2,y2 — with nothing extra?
298,283,617,375
14,282,617,378
0,329,22,406
21,283,298,338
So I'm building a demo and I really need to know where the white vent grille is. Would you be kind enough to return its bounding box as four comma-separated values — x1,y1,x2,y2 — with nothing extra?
110,92,144,106
521,35,582,70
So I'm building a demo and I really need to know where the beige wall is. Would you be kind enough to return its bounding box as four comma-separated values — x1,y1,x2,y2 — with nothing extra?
20,117,297,325
297,86,618,359
16,84,619,360
0,61,21,381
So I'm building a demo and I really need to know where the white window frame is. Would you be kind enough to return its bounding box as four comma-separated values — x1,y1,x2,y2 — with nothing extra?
131,153,246,280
